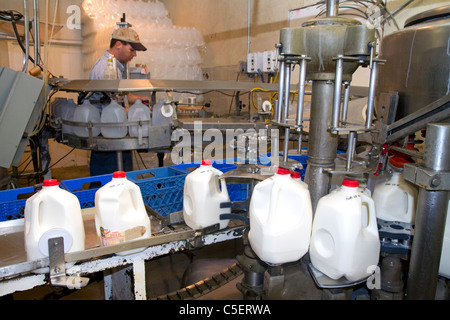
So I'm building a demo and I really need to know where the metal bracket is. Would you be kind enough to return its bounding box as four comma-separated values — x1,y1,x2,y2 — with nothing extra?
48,237,89,289
403,163,450,191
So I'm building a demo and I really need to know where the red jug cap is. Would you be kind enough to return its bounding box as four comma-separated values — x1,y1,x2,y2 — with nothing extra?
290,171,301,179
201,159,212,166
43,179,59,187
276,167,290,175
342,179,359,187
113,171,126,178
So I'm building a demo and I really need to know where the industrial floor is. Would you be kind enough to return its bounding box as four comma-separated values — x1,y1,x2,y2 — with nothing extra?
5,152,246,300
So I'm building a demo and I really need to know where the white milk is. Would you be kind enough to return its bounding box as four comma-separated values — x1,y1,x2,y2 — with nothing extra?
249,167,313,265
309,179,380,282
24,179,85,273
372,171,418,223
73,100,101,137
100,100,127,138
94,171,151,256
183,160,231,230
128,99,151,138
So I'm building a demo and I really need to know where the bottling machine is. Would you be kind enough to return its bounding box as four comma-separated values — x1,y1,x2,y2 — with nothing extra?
0,1,449,300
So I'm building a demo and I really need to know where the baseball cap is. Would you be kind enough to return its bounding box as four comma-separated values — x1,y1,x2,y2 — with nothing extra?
111,27,147,51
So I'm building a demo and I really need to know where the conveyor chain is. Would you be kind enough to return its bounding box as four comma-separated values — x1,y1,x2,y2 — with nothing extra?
153,262,243,300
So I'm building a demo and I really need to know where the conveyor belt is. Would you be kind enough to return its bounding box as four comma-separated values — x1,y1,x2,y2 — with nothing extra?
0,208,245,288
153,262,243,300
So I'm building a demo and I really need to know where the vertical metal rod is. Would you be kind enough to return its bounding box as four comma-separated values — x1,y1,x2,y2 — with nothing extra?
276,60,285,123
296,57,307,127
407,123,450,300
346,131,356,170
116,151,124,171
297,57,307,153
341,82,350,123
366,61,378,129
33,0,40,67
332,56,343,132
282,63,291,122
22,0,30,72
326,0,339,17
282,63,291,162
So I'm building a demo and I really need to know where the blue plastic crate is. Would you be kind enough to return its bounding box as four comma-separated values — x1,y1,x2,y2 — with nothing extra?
60,174,113,209
0,186,36,221
127,167,188,218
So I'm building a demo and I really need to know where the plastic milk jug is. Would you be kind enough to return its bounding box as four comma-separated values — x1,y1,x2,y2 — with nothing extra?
100,100,127,138
94,171,151,256
290,170,308,189
372,171,418,223
24,179,85,273
309,179,380,282
61,99,78,135
128,99,151,138
73,100,101,137
248,167,313,265
183,160,231,230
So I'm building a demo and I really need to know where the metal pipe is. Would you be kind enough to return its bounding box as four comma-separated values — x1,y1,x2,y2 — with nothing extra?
296,57,307,127
276,60,286,123
297,57,307,153
332,55,344,131
307,81,338,212
345,131,356,170
407,123,450,300
282,63,291,162
326,0,339,17
282,62,291,122
341,82,350,123
366,45,377,128
22,0,29,73
33,0,40,67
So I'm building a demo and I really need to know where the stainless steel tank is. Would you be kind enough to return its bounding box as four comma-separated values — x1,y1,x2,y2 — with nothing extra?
376,6,450,119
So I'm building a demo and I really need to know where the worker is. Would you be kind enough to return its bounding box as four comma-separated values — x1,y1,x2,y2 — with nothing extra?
88,26,149,177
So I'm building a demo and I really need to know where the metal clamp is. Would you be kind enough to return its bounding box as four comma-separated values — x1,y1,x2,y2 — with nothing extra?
403,164,450,191
48,237,89,289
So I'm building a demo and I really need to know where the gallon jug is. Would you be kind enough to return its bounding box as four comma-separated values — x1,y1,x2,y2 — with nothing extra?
73,100,101,137
100,100,127,138
94,171,151,256
183,160,231,230
290,170,308,189
24,179,85,273
372,171,418,224
61,99,78,135
152,98,176,127
248,167,313,265
309,179,380,282
128,99,151,138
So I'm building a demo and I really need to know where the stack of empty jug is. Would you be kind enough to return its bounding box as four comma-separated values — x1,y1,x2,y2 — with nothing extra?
54,98,154,139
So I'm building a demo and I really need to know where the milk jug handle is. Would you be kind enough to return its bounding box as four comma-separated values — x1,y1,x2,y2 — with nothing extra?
405,191,413,215
361,193,376,231
218,176,229,197
30,196,42,229
268,182,282,224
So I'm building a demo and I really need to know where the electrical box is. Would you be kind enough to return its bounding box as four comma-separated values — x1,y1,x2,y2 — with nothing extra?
0,66,45,168
247,52,263,74
263,50,278,72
